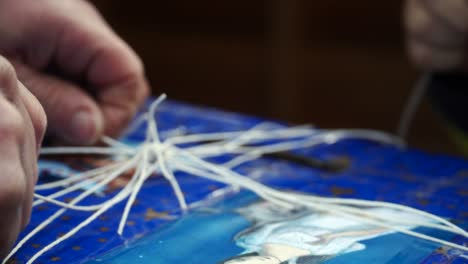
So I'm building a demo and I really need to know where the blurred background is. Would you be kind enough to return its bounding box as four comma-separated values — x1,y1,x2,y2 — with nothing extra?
92,0,460,155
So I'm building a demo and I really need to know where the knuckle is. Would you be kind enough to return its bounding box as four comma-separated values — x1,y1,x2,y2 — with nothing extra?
28,94,48,141
36,109,48,140
0,169,26,207
0,56,15,77
0,56,19,100
0,102,25,141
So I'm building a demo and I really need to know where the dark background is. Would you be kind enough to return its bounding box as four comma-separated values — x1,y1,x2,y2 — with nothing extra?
92,0,460,155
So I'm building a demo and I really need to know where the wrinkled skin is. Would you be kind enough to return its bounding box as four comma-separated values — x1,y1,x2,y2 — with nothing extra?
0,56,46,257
0,0,149,257
0,0,150,145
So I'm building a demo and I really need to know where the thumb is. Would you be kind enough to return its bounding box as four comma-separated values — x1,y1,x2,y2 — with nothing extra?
13,62,104,145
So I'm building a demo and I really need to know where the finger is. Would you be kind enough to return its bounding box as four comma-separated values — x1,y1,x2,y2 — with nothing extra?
0,56,35,231
98,75,150,137
15,102,36,230
17,83,46,227
0,96,27,257
406,0,463,48
18,82,47,153
6,0,149,138
13,61,104,145
405,0,468,70
421,0,468,32
49,3,150,137
0,56,19,101
59,30,149,137
407,38,466,71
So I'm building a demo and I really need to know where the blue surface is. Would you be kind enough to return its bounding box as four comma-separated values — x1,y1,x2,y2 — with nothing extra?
85,193,458,264
9,99,468,263
86,194,257,263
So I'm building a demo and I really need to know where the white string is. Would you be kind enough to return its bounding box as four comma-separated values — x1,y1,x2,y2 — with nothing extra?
293,193,468,237
168,147,468,251
166,125,316,146
40,146,135,156
119,94,187,235
146,94,187,211
117,146,152,235
7,94,467,263
275,193,468,251
34,161,124,191
26,181,136,264
116,153,147,235
101,136,134,150
3,155,141,264
171,157,295,210
170,145,466,234
28,159,142,264
33,171,108,207
397,73,431,139
116,159,159,235
33,194,105,211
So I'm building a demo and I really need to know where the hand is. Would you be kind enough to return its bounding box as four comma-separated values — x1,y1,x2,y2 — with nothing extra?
0,56,46,257
0,0,149,145
405,0,468,71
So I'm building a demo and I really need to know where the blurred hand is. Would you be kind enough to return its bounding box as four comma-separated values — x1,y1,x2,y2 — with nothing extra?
0,0,149,145
0,56,46,257
405,0,468,71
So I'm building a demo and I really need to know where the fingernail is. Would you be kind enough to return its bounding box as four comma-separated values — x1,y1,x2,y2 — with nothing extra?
70,110,101,144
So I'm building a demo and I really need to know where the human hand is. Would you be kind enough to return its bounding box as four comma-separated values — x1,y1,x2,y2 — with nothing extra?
405,0,468,71
0,0,149,145
0,56,46,257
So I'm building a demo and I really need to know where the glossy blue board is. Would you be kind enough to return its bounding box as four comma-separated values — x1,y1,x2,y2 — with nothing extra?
9,99,468,263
